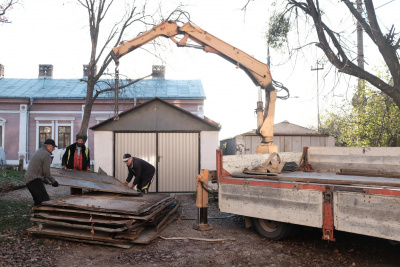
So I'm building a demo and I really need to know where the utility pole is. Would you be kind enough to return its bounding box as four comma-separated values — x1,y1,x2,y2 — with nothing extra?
311,62,324,132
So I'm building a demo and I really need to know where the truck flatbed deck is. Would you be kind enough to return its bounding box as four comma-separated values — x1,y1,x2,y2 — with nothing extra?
219,166,400,242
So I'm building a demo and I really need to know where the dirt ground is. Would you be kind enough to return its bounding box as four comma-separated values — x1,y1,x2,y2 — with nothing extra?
1,186,400,267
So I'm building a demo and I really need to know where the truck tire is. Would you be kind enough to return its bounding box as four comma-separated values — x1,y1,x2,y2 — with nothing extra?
253,218,294,240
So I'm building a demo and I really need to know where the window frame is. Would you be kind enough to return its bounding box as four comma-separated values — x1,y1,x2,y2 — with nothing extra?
57,125,72,149
35,117,75,150
37,124,53,149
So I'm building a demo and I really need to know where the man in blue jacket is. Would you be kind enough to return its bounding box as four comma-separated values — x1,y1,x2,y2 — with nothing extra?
122,153,155,193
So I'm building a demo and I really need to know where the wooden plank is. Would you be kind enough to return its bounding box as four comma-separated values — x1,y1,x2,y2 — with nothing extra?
33,211,135,226
54,176,140,196
42,194,174,215
33,204,164,221
133,212,179,244
33,206,139,219
75,192,161,203
230,171,400,188
113,227,145,241
31,218,128,233
140,199,177,221
156,204,180,231
28,225,131,244
51,168,122,185
338,169,400,179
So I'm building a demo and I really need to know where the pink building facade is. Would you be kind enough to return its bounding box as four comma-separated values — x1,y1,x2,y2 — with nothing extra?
0,64,206,167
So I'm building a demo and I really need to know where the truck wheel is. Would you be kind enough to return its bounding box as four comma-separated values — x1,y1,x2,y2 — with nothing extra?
253,218,294,240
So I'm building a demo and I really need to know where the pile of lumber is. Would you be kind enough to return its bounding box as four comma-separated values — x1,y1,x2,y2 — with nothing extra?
27,168,180,248
28,192,179,248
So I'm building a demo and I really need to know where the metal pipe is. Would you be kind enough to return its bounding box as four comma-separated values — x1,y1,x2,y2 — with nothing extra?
26,97,34,164
198,207,208,225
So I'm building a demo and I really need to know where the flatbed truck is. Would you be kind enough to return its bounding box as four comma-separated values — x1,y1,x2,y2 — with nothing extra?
217,147,400,242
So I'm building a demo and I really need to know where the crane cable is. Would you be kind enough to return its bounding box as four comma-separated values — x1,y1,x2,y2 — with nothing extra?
114,62,120,121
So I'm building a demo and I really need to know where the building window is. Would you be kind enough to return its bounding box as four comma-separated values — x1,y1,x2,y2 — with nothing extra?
39,126,52,147
58,126,71,149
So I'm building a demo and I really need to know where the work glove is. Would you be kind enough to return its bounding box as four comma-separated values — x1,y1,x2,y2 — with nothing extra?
52,181,59,187
130,184,138,191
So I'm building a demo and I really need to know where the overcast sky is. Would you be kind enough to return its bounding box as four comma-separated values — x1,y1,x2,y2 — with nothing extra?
1,0,399,139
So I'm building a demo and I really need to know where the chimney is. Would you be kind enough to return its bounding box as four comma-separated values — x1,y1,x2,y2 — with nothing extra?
39,64,53,78
152,65,165,79
83,64,97,78
0,64,4,78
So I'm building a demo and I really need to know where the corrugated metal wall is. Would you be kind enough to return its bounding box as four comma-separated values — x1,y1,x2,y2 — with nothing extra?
114,133,157,192
158,133,199,192
243,135,334,154
114,132,199,192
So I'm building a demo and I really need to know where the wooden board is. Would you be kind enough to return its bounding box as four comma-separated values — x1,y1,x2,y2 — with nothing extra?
113,227,145,241
156,204,180,231
51,168,122,185
31,218,128,233
33,206,138,219
232,171,400,188
41,193,172,215
53,176,140,196
28,225,131,244
33,199,175,221
33,211,135,226
133,212,179,244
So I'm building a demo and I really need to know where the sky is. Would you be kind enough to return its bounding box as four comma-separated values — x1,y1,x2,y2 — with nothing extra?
1,0,399,140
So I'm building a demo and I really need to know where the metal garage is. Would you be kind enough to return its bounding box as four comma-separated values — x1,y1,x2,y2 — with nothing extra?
91,97,220,193
220,120,335,155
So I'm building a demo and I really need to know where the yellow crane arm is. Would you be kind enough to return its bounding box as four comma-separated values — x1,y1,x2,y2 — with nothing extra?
111,20,277,153
111,21,272,90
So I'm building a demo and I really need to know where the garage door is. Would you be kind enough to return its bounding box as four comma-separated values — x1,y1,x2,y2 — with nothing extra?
114,132,199,192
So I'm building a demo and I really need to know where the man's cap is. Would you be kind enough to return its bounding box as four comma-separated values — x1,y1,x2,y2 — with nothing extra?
122,153,131,162
76,135,85,141
44,139,57,147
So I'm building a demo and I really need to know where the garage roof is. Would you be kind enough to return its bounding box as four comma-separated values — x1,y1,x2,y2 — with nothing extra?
91,97,220,132
0,78,205,99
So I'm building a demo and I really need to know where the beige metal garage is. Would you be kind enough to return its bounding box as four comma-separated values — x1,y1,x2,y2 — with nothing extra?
91,98,220,192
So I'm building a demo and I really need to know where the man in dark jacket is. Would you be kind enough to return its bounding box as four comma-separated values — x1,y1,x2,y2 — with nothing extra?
122,153,155,193
62,135,91,195
23,139,59,206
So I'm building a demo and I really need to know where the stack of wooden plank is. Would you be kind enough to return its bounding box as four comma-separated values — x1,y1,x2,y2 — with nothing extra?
27,169,180,248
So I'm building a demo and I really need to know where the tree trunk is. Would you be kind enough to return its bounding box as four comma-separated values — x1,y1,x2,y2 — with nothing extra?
78,78,95,142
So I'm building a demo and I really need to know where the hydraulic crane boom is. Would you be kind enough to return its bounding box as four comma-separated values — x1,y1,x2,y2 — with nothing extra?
111,20,278,153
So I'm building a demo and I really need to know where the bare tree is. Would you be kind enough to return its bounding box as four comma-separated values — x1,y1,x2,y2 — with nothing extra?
265,0,400,109
0,0,18,23
77,0,156,141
